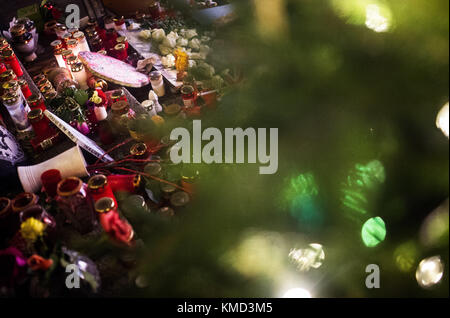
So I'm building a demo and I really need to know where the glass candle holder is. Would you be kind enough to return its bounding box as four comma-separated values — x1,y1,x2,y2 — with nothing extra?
40,169,62,198
61,50,74,71
56,177,96,234
55,24,68,38
27,93,46,112
51,40,66,68
67,39,79,57
73,31,90,53
116,36,129,50
107,174,141,193
11,192,38,214
19,79,32,100
111,89,127,104
1,92,31,132
61,33,72,47
1,48,23,77
88,174,117,205
71,62,88,90
149,71,165,97
113,16,127,31
28,108,50,136
181,85,197,108
114,43,128,61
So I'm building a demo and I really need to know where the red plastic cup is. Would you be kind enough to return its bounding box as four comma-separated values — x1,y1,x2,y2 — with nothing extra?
41,169,62,197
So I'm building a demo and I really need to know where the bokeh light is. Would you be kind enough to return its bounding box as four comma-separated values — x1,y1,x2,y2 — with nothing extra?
283,173,323,227
282,288,312,298
415,256,444,288
394,241,419,273
361,217,387,247
436,102,449,138
288,243,325,272
223,231,285,278
341,161,385,218
420,199,449,248
332,0,392,32
365,4,391,33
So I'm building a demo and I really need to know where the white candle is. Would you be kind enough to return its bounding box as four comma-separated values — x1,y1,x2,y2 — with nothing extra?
71,62,88,90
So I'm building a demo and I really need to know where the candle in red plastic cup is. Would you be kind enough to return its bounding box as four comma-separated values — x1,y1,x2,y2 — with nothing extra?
41,169,62,197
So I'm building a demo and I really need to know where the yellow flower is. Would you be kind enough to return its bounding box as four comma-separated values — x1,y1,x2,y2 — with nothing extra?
90,91,102,105
20,217,45,243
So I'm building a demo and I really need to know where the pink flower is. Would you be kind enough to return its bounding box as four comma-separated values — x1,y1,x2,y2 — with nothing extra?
77,122,90,135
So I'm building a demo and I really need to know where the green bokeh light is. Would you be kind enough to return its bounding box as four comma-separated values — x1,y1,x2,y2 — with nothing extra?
341,160,385,218
361,217,387,247
283,173,323,227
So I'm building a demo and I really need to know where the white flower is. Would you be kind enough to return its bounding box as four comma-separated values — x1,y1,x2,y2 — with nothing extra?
162,37,176,48
159,44,173,55
189,52,207,60
152,29,166,42
161,54,176,68
167,31,179,41
185,29,198,39
200,36,211,43
139,29,152,40
189,38,201,51
199,44,211,55
177,38,189,47
188,59,197,68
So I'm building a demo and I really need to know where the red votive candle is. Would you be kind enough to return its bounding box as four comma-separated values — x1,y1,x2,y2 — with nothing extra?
19,79,32,100
88,174,117,206
27,94,47,112
107,174,141,193
1,48,23,77
41,169,62,197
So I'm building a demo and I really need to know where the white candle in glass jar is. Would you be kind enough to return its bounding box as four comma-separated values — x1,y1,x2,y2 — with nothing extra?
71,62,88,90
73,31,91,53
149,71,165,97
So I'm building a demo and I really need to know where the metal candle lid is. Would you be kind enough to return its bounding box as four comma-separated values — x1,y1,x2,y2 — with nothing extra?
130,142,148,157
170,191,190,207
2,91,19,104
95,197,115,214
73,31,86,41
71,62,84,73
114,43,126,51
1,48,15,58
88,174,108,190
66,39,78,48
27,108,44,122
149,71,162,81
61,49,73,58
117,36,127,44
27,93,42,105
144,163,162,176
2,80,19,91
